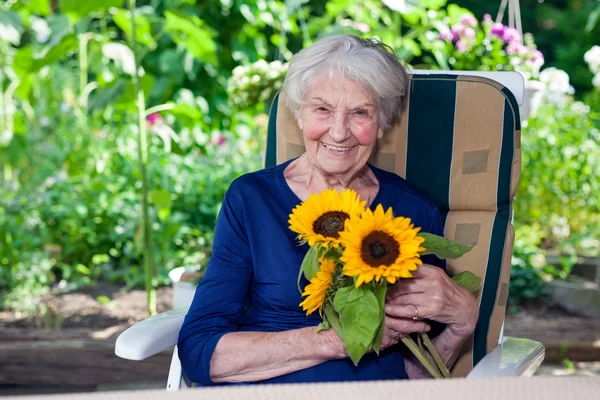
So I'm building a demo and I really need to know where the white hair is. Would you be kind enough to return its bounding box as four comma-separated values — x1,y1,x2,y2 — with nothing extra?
283,35,409,132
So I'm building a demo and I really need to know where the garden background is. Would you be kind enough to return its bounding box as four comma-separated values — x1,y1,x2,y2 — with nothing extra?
0,0,599,392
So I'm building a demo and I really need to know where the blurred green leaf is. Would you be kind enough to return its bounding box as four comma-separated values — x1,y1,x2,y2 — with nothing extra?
0,11,24,45
96,295,112,304
59,0,123,20
112,8,156,48
150,190,172,222
91,79,128,110
164,11,218,65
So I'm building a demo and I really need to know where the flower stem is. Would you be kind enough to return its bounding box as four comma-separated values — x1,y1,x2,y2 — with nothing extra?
401,336,443,379
420,333,451,378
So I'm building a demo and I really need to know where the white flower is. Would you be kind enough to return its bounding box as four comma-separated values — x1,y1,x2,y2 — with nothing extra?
40,116,50,127
270,60,283,70
550,216,570,240
571,101,590,114
584,45,600,73
539,67,573,94
593,73,600,89
232,65,245,76
254,59,269,73
563,145,577,158
382,0,408,13
531,253,547,269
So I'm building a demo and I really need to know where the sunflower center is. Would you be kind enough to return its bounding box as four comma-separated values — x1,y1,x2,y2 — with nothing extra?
313,211,350,238
361,230,400,267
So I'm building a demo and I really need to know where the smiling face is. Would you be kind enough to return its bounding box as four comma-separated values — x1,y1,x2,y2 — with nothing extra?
297,72,383,177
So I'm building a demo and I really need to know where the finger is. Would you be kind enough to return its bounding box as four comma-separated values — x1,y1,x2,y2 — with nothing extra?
385,316,431,334
388,292,429,308
409,264,445,279
386,279,426,300
384,304,420,319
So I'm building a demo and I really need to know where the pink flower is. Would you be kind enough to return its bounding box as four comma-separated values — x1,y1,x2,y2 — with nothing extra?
505,42,522,55
490,22,505,38
147,113,163,126
213,133,226,147
531,49,544,62
483,13,492,22
460,14,477,27
439,30,454,41
355,22,371,33
456,40,469,53
502,27,521,43
463,27,476,39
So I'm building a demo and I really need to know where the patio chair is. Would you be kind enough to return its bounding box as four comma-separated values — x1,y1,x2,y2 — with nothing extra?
115,70,545,390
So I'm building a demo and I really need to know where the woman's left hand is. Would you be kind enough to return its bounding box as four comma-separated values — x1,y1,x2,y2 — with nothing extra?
384,264,479,338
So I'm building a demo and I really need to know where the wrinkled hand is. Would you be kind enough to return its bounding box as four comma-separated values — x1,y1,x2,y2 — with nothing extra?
384,264,478,340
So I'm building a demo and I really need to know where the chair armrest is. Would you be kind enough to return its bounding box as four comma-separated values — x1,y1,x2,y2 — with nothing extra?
115,307,189,361
467,337,545,378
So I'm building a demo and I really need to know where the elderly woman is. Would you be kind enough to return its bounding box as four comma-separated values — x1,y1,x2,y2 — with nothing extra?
178,35,478,385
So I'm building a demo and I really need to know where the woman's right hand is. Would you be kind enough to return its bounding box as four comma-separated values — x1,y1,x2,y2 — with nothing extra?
379,310,431,350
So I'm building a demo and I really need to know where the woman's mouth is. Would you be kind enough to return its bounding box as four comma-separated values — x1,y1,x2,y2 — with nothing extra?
321,142,354,153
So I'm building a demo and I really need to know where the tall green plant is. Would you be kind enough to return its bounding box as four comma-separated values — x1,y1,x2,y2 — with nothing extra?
127,0,156,316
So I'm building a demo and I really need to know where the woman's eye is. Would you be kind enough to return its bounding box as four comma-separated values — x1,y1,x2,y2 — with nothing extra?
316,107,328,113
354,110,368,117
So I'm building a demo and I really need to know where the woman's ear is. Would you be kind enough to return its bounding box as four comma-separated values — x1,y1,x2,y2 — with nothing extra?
377,127,384,139
297,117,304,130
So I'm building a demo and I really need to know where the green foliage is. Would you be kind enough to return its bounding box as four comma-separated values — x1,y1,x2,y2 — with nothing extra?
509,226,551,309
514,96,600,254
451,271,481,293
333,285,381,365
419,232,473,259
1,0,598,313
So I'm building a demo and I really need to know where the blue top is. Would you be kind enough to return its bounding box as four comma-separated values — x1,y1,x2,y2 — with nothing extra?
177,159,446,386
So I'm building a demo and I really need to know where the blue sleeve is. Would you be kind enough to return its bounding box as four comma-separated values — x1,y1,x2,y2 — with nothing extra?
177,186,253,385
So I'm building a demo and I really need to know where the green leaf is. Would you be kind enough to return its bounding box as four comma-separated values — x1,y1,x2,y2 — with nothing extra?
112,8,156,48
370,285,387,355
33,34,78,71
419,232,473,259
96,295,112,304
446,4,472,25
322,246,343,263
586,5,600,32
316,318,330,333
59,0,123,19
164,11,218,65
335,287,381,365
297,245,319,292
150,190,172,222
451,271,482,293
324,304,342,334
26,0,52,16
90,79,127,110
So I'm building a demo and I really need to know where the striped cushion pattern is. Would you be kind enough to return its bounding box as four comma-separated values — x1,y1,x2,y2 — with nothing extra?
265,74,521,377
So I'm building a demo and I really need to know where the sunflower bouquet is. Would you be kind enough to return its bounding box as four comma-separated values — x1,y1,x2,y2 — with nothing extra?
289,189,480,378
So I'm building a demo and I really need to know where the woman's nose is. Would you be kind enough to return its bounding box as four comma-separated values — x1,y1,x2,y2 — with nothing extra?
329,113,350,142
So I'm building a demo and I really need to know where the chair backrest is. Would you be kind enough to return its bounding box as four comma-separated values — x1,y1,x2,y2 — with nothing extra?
265,73,521,377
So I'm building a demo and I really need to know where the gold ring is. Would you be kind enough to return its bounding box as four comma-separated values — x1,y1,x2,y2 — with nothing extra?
412,305,419,321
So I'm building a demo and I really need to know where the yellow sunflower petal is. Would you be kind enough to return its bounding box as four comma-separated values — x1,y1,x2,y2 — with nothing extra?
299,258,337,316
